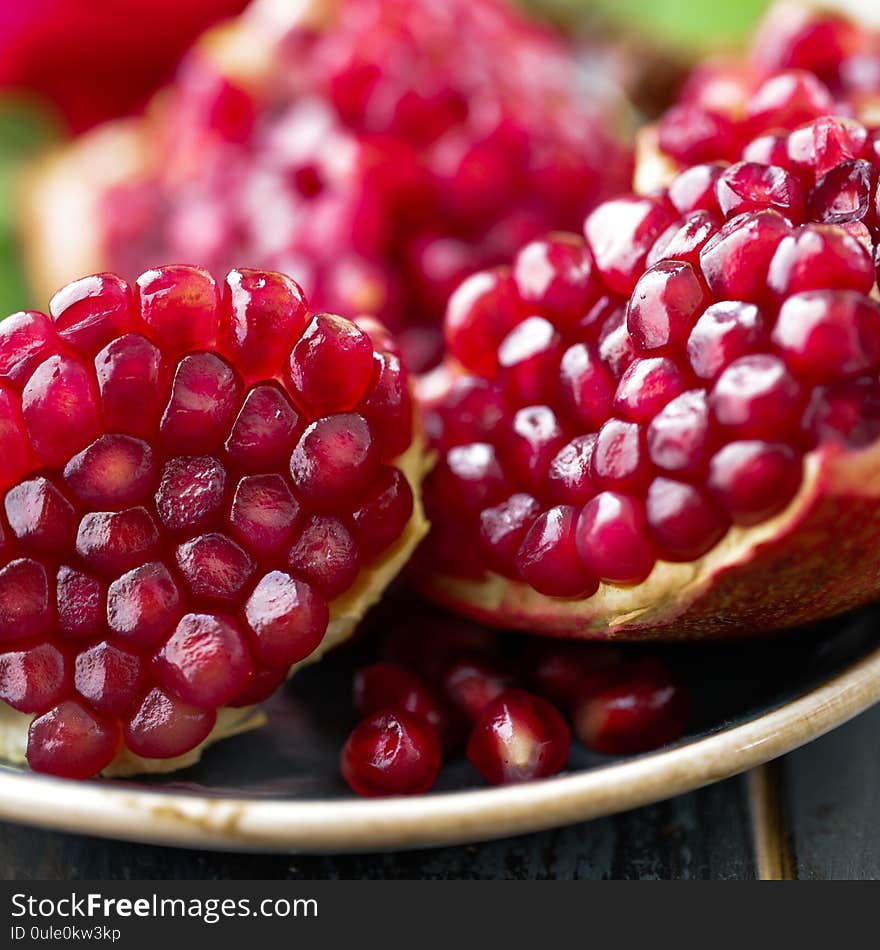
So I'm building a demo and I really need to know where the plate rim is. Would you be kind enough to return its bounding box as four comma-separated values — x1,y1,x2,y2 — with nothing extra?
1,640,879,854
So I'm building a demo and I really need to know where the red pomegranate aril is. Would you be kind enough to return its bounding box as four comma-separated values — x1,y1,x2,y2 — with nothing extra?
715,162,805,221
155,612,253,709
743,133,790,167
498,317,562,407
350,467,414,558
229,474,301,556
286,515,360,600
124,687,216,759
57,566,105,641
699,210,790,302
94,333,167,439
479,493,542,576
710,355,803,439
687,301,765,380
437,653,518,722
136,265,219,352
107,562,182,649
501,406,568,493
49,273,133,353
528,642,624,707
572,658,688,756
584,196,677,295
646,390,711,476
647,211,719,269
225,384,301,471
433,377,506,448
808,160,876,225
244,571,328,668
63,434,156,509
155,455,226,534
767,227,874,297
220,268,309,380
786,118,867,180
4,477,76,556
0,311,58,388
771,291,880,382
597,308,637,380
513,234,599,326
745,71,834,132
708,440,802,525
0,559,50,642
27,700,120,778
289,412,379,511
627,261,709,355
802,379,880,448
614,357,686,424
76,507,159,576
444,269,522,376
74,641,143,716
0,642,69,714
341,710,441,797
558,342,615,430
646,477,729,561
357,352,413,461
22,354,101,466
658,104,736,166
591,419,651,493
576,492,656,585
667,164,724,216
0,386,38,492
175,533,255,604
546,435,597,506
228,665,288,707
287,313,374,414
160,352,242,454
466,689,570,785
354,661,460,754
516,505,599,598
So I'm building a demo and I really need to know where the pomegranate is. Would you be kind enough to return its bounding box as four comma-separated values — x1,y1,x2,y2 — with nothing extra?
0,265,429,778
21,0,632,371
416,118,880,637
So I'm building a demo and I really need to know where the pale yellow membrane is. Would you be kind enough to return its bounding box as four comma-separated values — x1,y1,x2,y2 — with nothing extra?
0,434,432,776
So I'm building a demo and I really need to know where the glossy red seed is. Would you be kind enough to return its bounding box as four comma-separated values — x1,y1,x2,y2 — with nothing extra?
498,317,562,407
647,211,719,269
707,441,802,525
715,162,805,221
667,164,724,216
646,477,729,561
658,104,736,165
137,265,219,352
591,419,651,493
528,642,624,708
0,311,58,388
124,687,216,760
155,455,226,534
576,492,656,584
0,385,38,492
63,434,156,509
57,566,105,641
546,435,597,506
94,333,166,439
768,227,874,297
513,234,599,326
350,467,414,557
74,641,143,716
287,515,360,600
772,291,880,382
802,379,880,448
467,689,570,785
290,413,379,511
287,313,374,414
107,562,182,649
500,406,567,492
0,642,69,713
341,710,441,797
244,571,328,668
710,355,803,439
76,507,159,576
49,273,133,353
516,504,599,598
357,352,413,461
614,357,686,424
687,301,765,380
225,384,300,472
627,261,708,354
220,268,309,379
437,653,518,722
558,342,615,430
745,71,834,132
808,160,876,224
175,533,255,604
4,477,76,556
479,493,542,576
229,474,301,556
27,701,120,778
433,377,506,448
646,389,711,476
572,658,688,755
597,308,637,380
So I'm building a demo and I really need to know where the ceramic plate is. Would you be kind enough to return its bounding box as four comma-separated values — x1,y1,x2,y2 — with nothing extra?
1,604,880,854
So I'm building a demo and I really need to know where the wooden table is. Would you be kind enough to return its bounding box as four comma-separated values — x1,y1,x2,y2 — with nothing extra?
1,703,876,880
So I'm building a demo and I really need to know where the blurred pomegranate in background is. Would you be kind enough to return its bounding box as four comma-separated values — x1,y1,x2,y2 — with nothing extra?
0,0,249,130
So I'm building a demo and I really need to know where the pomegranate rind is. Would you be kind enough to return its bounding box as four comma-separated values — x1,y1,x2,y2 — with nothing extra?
416,438,880,639
0,427,430,776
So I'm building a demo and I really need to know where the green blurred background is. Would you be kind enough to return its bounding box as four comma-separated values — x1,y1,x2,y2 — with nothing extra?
0,0,775,317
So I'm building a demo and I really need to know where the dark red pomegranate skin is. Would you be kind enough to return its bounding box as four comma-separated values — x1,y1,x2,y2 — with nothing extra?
0,265,421,778
417,101,880,639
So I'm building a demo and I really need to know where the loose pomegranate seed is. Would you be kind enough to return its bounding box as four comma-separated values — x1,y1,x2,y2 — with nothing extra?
0,266,419,776
572,658,688,756
354,661,461,753
341,710,441,797
437,653,517,722
527,642,624,707
466,689,570,784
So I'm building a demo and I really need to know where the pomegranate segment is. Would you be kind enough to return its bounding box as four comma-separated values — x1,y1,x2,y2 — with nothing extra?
0,266,425,778
419,96,880,639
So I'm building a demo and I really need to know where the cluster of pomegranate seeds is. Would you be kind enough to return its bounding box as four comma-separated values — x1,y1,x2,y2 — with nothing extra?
340,615,687,795
96,0,632,369
0,265,417,779
654,7,880,170
423,105,880,597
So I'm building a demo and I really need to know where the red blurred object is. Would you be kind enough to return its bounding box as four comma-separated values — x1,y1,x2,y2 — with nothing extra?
0,0,249,130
